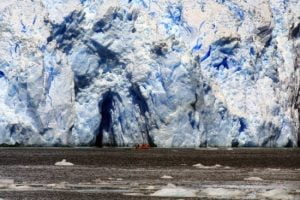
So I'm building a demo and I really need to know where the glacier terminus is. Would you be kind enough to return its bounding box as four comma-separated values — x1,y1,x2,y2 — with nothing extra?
0,0,299,147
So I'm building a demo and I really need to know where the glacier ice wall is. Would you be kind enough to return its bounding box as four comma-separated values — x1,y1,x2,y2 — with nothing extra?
0,0,299,147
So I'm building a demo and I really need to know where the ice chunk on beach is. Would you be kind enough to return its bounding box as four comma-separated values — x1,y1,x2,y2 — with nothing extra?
0,179,14,188
151,184,197,197
201,188,245,198
193,163,222,169
260,189,293,200
160,175,173,179
55,159,74,166
244,177,263,181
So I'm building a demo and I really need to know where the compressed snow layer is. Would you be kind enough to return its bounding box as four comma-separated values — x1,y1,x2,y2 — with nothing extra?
0,0,299,147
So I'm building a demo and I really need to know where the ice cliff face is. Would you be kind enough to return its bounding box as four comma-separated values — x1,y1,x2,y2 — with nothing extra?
0,0,299,147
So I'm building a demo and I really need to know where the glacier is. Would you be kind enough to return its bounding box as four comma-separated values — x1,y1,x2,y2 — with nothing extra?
0,0,299,147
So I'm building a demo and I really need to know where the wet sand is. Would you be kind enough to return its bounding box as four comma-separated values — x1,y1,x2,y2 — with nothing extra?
0,148,299,199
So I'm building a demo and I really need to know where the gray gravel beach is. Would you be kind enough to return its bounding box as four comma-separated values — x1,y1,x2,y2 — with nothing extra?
0,148,299,199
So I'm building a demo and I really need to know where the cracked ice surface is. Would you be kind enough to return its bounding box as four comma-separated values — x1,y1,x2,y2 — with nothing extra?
0,0,299,147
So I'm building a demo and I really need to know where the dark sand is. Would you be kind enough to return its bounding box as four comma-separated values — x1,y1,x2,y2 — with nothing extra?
0,148,299,199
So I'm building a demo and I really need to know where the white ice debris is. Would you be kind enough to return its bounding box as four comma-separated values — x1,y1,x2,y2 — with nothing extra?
193,163,222,169
0,179,14,184
160,175,173,179
10,185,31,190
266,168,281,171
146,185,156,190
260,189,293,200
124,193,144,196
54,159,74,166
201,188,245,198
0,179,31,190
244,177,264,181
150,184,197,197
0,179,14,188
